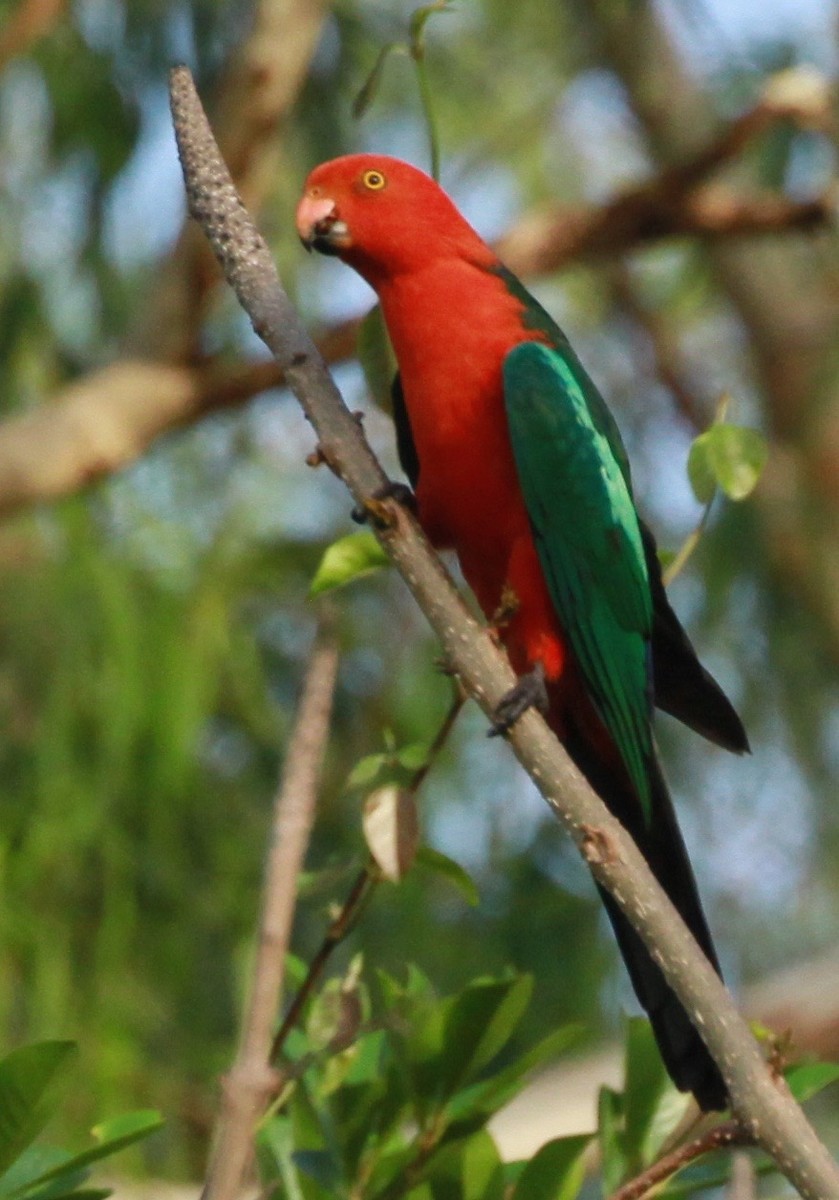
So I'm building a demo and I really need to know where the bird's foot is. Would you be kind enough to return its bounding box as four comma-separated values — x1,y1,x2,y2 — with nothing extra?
351,481,417,528
487,664,549,737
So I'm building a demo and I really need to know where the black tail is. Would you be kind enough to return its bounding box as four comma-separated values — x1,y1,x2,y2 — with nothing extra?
640,520,749,756
567,728,728,1111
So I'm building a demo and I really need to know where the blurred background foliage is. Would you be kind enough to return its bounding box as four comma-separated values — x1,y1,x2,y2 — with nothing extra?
1,0,839,1178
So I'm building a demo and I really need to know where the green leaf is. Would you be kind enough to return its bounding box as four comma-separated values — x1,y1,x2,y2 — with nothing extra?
0,1042,77,1180
3,1111,163,1198
34,1191,111,1200
89,1110,162,1149
395,742,432,771
418,1130,505,1200
597,1087,626,1195
352,44,405,119
399,1000,447,1120
309,533,389,597
257,1116,309,1200
688,424,768,504
0,1148,70,1200
459,1130,506,1200
345,752,388,791
640,1087,691,1167
357,305,398,406
67,1111,162,1176
306,979,348,1054
785,1061,839,1104
438,976,533,1097
415,847,480,907
511,1134,591,1200
623,1018,672,1166
294,1149,343,1192
687,435,717,505
376,963,437,1012
335,1029,387,1088
445,1025,583,1129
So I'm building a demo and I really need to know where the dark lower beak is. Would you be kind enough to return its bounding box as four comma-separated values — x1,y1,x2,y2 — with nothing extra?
300,228,345,256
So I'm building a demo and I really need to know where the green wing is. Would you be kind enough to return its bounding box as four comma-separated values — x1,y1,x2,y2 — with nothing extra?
503,341,654,818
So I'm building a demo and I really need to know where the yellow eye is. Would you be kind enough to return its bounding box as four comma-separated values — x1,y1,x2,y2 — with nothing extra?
362,169,387,191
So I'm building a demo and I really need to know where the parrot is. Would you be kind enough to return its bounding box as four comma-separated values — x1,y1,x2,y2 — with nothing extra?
296,155,748,1111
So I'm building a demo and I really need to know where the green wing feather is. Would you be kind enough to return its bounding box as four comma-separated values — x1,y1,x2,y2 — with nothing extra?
503,341,654,818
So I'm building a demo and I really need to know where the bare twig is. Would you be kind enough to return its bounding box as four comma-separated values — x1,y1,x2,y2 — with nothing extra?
169,65,839,1200
270,687,465,1063
609,1119,752,1200
201,615,339,1200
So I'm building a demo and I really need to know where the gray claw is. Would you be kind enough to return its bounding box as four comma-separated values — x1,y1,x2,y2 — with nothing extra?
488,664,549,737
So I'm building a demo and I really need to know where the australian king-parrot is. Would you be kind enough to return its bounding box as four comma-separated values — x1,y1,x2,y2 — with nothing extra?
296,155,748,1111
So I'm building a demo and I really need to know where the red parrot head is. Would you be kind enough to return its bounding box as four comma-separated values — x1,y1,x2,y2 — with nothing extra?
296,154,488,285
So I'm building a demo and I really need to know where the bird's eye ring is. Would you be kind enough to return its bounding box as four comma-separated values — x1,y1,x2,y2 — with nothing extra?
362,169,387,191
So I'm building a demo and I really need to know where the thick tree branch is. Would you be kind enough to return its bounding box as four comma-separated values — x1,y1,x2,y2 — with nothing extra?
201,614,339,1200
169,65,839,1200
0,86,831,520
497,72,835,274
495,187,832,278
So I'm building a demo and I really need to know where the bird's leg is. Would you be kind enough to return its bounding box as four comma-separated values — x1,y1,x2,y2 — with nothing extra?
351,481,418,527
487,663,549,737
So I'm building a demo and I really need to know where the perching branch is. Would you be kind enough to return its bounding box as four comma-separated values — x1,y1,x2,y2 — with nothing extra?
169,65,839,1200
201,614,339,1200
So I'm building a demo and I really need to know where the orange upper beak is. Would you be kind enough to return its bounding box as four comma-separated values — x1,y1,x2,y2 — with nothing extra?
296,193,350,256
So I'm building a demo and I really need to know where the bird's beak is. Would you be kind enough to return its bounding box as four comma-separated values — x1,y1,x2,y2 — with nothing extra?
296,194,350,256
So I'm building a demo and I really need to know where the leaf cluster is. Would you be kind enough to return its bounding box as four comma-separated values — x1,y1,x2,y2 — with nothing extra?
261,966,585,1200
0,1042,161,1200
258,966,839,1200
